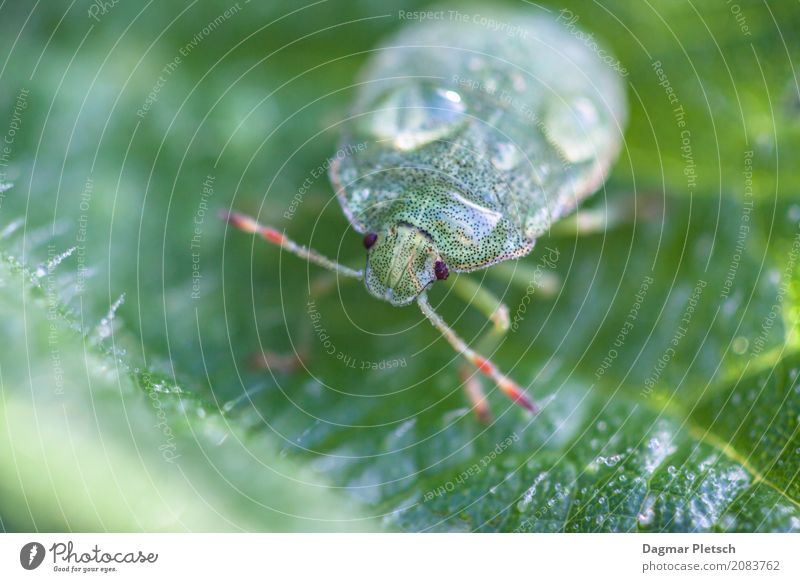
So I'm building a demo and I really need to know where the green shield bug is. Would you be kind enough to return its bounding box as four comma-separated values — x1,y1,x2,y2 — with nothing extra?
223,8,627,420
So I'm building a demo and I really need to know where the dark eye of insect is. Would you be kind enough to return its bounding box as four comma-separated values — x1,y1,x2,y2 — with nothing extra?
434,260,449,280
363,232,378,249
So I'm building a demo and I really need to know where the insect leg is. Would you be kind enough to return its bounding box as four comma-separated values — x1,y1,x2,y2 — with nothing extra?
460,367,492,424
221,210,363,279
417,291,537,414
249,350,305,373
448,275,510,340
449,275,518,422
549,194,660,237
487,261,560,299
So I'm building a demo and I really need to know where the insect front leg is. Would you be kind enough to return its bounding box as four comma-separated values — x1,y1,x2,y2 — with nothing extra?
222,209,363,377
448,274,512,423
417,292,538,416
220,210,363,280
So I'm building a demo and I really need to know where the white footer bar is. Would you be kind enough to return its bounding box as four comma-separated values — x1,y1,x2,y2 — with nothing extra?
1,533,797,581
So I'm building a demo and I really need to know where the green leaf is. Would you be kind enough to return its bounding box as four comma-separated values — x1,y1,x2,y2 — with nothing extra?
214,194,800,532
2,0,798,533
0,254,374,531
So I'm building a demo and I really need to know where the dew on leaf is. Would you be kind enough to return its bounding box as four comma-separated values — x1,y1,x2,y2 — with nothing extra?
637,496,655,527
95,293,126,339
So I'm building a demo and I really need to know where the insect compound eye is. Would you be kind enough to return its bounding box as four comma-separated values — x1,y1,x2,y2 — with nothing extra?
434,260,449,280
363,232,378,249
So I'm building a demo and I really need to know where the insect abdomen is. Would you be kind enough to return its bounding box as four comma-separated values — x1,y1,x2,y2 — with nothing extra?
334,8,627,265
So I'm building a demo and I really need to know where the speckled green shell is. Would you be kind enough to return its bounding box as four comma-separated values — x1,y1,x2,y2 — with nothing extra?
330,8,627,272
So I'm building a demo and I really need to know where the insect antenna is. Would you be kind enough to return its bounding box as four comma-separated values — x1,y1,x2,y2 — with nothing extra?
221,210,363,280
417,292,537,413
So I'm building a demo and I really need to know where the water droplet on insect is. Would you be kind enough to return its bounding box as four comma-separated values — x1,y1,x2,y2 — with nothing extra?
511,73,527,92
467,56,483,71
490,141,523,171
365,84,467,151
545,97,602,163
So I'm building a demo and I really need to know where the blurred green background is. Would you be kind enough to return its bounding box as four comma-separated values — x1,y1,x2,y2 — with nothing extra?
1,0,799,532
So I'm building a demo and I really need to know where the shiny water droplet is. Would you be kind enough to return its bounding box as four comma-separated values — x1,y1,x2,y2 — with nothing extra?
518,471,549,511
490,141,523,171
638,494,656,526
95,293,125,339
365,84,467,151
545,97,603,163
595,453,624,467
